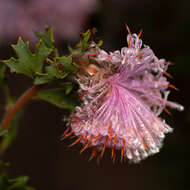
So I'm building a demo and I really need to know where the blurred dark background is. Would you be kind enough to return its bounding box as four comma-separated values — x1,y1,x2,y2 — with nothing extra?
0,0,189,189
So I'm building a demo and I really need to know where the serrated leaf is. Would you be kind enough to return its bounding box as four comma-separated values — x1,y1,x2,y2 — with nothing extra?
68,46,82,54
81,29,91,51
57,55,78,73
97,40,103,47
35,27,59,57
5,37,52,78
37,87,78,111
34,63,68,85
68,29,91,54
35,27,54,48
46,64,68,79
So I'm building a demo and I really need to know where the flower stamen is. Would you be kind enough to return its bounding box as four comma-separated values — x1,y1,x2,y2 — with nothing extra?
80,90,88,99
137,30,143,38
164,107,172,115
108,123,113,140
93,133,101,143
168,84,178,91
83,133,88,143
163,72,173,79
69,136,82,147
62,130,74,140
111,147,116,163
125,24,131,35
101,136,108,157
121,148,124,163
80,136,94,153
88,146,97,161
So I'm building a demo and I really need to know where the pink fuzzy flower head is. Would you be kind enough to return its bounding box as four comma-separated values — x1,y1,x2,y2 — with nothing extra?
64,27,184,163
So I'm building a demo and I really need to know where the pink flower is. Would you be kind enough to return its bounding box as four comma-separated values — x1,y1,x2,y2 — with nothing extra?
64,28,184,163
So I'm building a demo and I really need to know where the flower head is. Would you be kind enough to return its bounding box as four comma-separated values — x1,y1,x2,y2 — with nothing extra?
64,27,184,163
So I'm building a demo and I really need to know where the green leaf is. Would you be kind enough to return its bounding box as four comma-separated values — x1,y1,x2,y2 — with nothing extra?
4,37,52,78
35,27,59,57
45,63,68,79
97,40,103,47
68,46,82,54
35,27,54,49
69,29,91,54
33,75,51,85
9,176,33,190
0,175,34,190
57,55,78,73
34,62,68,85
37,87,78,111
34,55,77,85
62,83,74,95
1,111,23,151
81,29,91,51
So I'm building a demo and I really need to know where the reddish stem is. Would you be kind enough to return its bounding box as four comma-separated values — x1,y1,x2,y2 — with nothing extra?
1,85,43,131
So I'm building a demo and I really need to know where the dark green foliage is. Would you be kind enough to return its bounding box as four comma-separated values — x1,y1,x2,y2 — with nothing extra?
4,27,91,86
34,55,78,85
68,29,91,53
80,29,91,51
4,38,52,78
34,62,68,85
0,175,34,190
4,27,76,85
57,55,78,73
35,27,54,49
35,26,59,57
37,86,78,111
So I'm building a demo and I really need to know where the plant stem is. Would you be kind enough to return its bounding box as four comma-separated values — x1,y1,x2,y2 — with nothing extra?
1,85,43,131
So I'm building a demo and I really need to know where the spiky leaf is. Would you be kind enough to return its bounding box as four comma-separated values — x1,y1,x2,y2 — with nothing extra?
35,27,59,57
69,29,91,54
34,62,68,85
57,55,78,73
81,29,91,51
4,37,52,78
35,27,54,49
